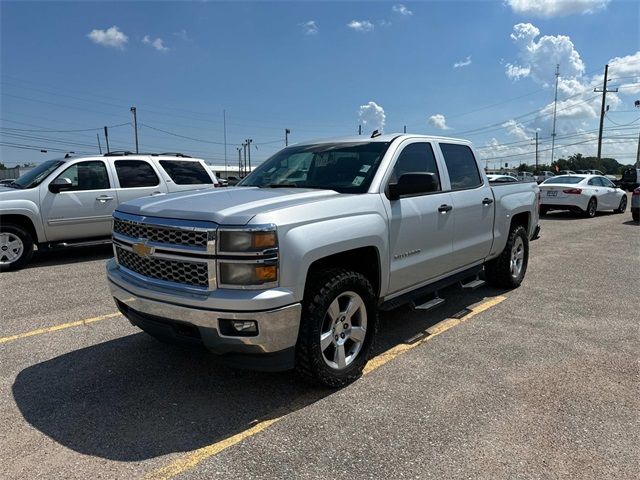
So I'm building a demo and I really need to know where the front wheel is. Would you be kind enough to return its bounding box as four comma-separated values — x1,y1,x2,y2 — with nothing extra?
0,224,34,272
484,225,529,289
295,268,377,388
614,196,627,214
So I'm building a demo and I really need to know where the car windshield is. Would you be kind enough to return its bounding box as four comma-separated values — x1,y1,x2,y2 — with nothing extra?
543,176,583,184
238,141,391,193
11,159,66,189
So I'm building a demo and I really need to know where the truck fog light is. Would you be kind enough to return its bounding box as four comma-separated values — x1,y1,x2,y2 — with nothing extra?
232,320,258,333
219,262,278,286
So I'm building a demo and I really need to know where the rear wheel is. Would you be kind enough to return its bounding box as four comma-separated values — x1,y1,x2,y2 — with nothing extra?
0,224,34,271
295,268,377,388
614,196,627,214
485,225,528,289
539,206,549,216
583,197,597,218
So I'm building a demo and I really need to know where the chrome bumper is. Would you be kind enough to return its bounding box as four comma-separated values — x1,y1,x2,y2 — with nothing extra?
108,276,301,355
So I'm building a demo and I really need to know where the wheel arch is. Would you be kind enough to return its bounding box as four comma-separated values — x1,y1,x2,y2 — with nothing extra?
0,214,39,243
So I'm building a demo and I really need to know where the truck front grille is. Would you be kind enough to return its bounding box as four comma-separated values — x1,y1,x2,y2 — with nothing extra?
115,246,209,288
113,218,209,248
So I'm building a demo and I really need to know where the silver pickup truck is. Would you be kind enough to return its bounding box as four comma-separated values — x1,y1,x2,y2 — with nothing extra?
106,134,540,387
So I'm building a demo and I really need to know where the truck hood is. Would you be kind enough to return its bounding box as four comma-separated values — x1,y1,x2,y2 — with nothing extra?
116,187,341,225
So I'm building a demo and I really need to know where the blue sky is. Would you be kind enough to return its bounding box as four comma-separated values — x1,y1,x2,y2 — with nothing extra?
1,0,639,169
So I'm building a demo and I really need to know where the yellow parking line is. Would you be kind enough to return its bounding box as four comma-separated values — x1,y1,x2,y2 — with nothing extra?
0,312,121,345
144,294,507,480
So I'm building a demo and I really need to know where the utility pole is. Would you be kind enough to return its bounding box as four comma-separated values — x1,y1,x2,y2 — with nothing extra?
103,126,110,153
285,128,290,146
635,100,640,166
246,138,253,173
97,133,103,154
223,109,227,177
130,107,139,153
550,64,560,165
237,147,242,178
358,125,362,135
403,125,407,134
535,132,539,173
242,141,247,178
594,64,618,159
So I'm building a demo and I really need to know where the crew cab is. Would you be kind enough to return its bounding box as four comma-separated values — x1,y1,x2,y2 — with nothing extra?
106,134,540,387
0,152,218,270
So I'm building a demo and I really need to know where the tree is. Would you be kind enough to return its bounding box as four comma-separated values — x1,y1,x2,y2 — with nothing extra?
0,162,6,170
517,163,530,172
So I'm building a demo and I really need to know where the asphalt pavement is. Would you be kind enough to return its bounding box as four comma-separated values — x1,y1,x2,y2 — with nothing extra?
1,204,638,479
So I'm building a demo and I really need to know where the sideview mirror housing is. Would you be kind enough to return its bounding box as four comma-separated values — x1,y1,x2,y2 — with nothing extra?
388,172,437,200
48,177,72,193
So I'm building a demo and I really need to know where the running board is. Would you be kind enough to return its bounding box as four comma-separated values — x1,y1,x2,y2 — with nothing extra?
412,296,445,311
43,238,111,250
460,278,486,291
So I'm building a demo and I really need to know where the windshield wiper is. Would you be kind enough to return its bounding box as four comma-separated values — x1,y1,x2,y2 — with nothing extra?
4,182,23,189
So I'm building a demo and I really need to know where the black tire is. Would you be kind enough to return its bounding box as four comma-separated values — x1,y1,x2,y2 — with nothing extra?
0,224,34,272
295,268,378,388
484,225,529,289
633,210,639,222
583,197,597,218
614,196,627,214
539,206,549,216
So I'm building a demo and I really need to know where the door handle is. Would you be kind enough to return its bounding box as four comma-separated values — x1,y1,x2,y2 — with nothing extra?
96,195,114,203
438,204,453,213
482,197,494,205
150,191,164,196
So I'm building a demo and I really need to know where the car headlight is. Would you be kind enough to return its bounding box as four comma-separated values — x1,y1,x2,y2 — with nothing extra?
218,228,277,253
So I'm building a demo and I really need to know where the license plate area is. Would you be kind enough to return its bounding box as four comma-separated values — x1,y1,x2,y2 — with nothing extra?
546,191,558,197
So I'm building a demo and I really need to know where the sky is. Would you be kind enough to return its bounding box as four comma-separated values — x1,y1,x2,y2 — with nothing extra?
1,0,639,170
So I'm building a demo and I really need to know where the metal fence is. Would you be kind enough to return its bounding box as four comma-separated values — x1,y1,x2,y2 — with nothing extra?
0,167,20,180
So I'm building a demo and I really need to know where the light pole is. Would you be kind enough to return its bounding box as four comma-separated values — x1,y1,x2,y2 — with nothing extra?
130,107,139,153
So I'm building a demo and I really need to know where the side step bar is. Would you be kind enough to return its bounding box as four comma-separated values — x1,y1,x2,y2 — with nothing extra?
412,294,445,311
460,278,486,291
42,238,112,251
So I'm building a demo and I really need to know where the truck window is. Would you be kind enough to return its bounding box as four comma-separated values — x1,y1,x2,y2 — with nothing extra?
114,160,159,188
54,161,110,191
391,142,441,191
439,143,482,190
159,160,213,185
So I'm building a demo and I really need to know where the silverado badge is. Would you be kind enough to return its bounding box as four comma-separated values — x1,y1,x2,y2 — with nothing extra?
132,242,155,258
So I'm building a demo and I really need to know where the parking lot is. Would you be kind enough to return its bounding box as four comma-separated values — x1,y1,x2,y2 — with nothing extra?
1,204,638,479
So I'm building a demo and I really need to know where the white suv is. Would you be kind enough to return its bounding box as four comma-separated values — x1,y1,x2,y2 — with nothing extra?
0,152,218,270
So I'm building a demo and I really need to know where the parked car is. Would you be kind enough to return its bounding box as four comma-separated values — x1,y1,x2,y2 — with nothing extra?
631,187,640,222
558,170,577,175
107,134,540,387
0,152,219,270
487,174,518,183
0,179,16,186
516,172,536,182
535,171,555,184
539,174,627,217
620,167,640,192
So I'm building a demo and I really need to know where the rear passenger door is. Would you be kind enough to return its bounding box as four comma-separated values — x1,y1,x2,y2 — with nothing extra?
112,159,168,206
438,143,494,269
383,141,454,294
156,159,215,192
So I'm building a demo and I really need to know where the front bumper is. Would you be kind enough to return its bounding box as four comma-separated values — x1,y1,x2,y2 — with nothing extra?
107,262,302,370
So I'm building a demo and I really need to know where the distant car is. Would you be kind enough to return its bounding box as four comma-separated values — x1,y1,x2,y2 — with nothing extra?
620,167,640,192
539,174,627,217
535,171,555,184
584,169,604,175
558,170,577,175
516,172,536,182
487,174,518,183
0,179,16,186
226,175,241,186
632,187,640,222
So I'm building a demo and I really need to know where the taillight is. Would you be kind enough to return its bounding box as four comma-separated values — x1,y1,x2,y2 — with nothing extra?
214,183,221,188
633,189,640,197
563,188,582,194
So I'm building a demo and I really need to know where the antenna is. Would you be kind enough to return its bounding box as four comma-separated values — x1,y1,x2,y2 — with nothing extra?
370,129,381,138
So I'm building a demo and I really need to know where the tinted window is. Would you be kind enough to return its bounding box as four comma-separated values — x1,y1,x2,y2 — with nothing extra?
239,142,391,194
115,160,159,188
391,142,441,191
55,161,110,191
543,176,583,184
588,177,602,186
440,143,482,190
600,177,615,187
159,160,213,185
13,159,65,189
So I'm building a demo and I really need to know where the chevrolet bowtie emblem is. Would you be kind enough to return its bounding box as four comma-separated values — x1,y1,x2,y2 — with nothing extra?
132,242,155,258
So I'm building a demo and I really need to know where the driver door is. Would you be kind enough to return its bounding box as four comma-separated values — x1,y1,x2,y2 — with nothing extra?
40,159,117,242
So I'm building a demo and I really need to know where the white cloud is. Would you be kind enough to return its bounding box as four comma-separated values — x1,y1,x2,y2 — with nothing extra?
428,114,450,130
502,119,531,140
453,56,472,68
392,4,413,16
87,26,128,49
505,23,585,84
358,101,386,132
300,20,319,35
348,20,375,32
142,35,169,52
506,0,610,17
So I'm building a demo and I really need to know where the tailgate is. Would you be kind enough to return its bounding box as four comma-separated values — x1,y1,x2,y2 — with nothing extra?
539,185,569,199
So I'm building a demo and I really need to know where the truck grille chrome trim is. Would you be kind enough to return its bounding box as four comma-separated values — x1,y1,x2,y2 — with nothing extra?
113,218,210,249
115,245,210,289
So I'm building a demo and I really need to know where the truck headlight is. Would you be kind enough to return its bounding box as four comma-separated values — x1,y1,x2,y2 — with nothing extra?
219,262,278,286
218,228,277,253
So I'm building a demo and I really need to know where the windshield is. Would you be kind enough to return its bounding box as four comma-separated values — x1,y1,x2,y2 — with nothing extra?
12,159,66,189
238,141,391,193
543,176,583,184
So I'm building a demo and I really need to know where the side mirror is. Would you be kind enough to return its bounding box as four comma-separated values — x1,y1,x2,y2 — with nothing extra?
48,177,72,193
388,172,437,200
